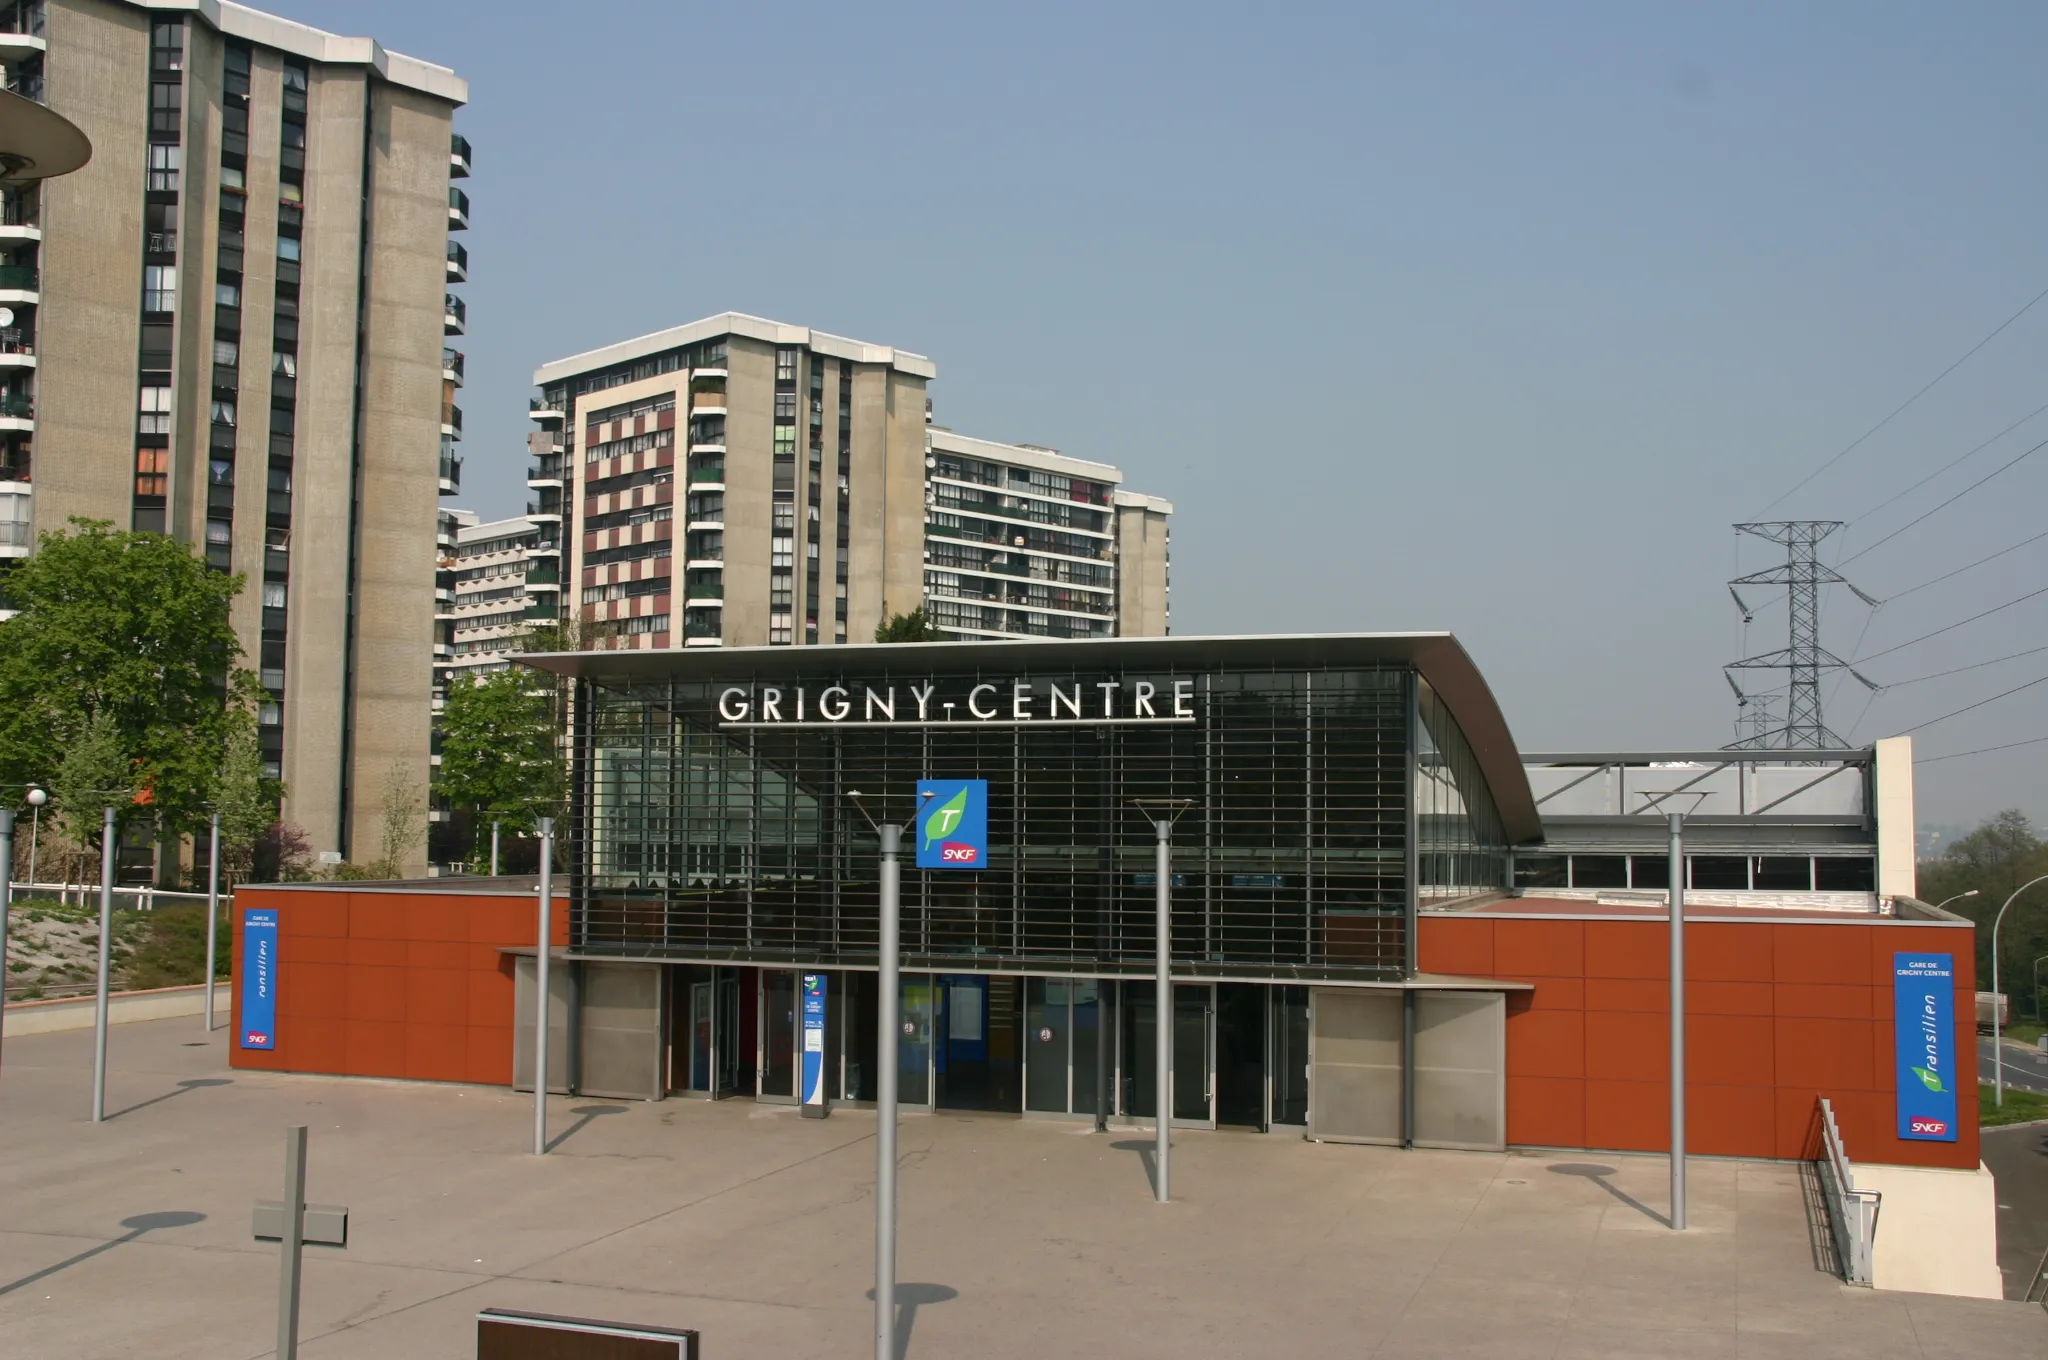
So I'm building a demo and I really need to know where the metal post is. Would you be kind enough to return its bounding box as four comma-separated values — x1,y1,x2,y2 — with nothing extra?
490,819,500,877
0,809,12,1073
533,816,554,1155
1094,977,1108,1134
1668,811,1686,1231
1991,876,2048,1106
276,1124,307,1360
1154,819,1171,1204
875,822,901,1360
27,797,38,887
204,812,220,1033
91,806,114,1124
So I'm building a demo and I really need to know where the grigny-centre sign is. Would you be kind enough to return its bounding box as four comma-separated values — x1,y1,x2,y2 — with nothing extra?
716,678,1197,728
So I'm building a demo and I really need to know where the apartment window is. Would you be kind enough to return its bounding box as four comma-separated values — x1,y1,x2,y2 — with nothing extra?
148,80,182,139
208,459,232,485
282,64,307,92
138,386,171,434
213,338,238,367
258,702,281,726
219,165,244,194
262,581,286,608
205,519,231,546
134,448,168,498
272,352,295,378
775,392,795,421
142,264,175,313
774,426,796,455
215,280,239,308
277,236,300,262
150,19,183,71
147,145,179,192
775,348,797,383
210,399,235,427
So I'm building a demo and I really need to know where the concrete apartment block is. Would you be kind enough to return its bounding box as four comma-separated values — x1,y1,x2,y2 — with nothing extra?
15,0,468,873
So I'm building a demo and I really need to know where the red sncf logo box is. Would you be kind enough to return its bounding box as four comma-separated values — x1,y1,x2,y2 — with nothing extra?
940,842,980,864
1910,1118,1948,1136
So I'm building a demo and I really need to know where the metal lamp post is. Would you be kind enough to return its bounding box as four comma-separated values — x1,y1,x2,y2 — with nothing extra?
532,816,554,1154
849,789,914,1360
1992,874,2048,1106
1667,811,1686,1231
91,805,114,1123
24,784,43,886
1933,890,1979,912
490,818,500,877
0,807,12,1073
203,811,220,1032
1131,798,1193,1205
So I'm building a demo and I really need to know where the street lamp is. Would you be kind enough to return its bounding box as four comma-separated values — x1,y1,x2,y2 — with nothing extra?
849,789,914,1360
1131,797,1194,1206
1933,889,1979,913
1992,874,2048,1106
24,784,44,887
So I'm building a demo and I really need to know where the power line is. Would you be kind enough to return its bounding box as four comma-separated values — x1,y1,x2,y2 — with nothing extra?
1759,283,2048,515
1846,400,2048,527
1855,582,2048,663
1880,642,2048,689
1839,434,2048,567
1877,527,2048,603
1898,672,2048,735
1916,733,2048,765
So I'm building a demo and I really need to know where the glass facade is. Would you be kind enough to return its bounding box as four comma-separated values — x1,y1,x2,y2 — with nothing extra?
566,644,1514,981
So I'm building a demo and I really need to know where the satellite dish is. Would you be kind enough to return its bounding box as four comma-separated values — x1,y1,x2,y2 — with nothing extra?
0,309,15,328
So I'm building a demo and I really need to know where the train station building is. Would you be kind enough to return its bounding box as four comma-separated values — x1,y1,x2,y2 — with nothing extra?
230,632,2000,1296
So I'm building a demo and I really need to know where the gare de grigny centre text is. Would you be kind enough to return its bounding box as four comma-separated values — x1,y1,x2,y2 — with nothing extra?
716,676,1198,727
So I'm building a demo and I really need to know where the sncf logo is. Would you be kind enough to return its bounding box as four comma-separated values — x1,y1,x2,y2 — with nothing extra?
245,1031,270,1046
1909,1118,1948,1136
940,842,980,864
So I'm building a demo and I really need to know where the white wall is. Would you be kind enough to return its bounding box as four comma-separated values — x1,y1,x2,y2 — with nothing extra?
1854,1159,2002,1299
1874,735,1917,901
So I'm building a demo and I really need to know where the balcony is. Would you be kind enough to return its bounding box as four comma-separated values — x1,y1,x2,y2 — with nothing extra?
0,325,31,367
527,454,564,486
684,582,723,604
529,395,565,422
0,393,31,429
0,191,37,241
445,239,467,283
443,293,465,335
686,462,724,487
442,347,464,385
0,263,37,302
448,186,469,230
450,132,472,179
527,429,564,458
442,404,462,438
525,498,562,523
522,601,558,622
438,449,461,496
4,71,41,103
524,537,561,560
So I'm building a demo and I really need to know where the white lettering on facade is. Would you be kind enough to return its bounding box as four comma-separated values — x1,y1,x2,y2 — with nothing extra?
911,684,936,720
866,686,896,720
1133,680,1157,716
1012,681,1033,719
718,687,750,721
1097,681,1120,716
714,677,1201,726
968,683,999,719
819,686,850,721
761,687,783,721
1050,682,1082,718
1173,679,1194,717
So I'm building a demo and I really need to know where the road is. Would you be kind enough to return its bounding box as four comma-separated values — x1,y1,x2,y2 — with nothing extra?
1980,1034,2048,1095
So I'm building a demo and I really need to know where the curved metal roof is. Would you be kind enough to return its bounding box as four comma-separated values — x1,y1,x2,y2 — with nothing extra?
521,631,1541,843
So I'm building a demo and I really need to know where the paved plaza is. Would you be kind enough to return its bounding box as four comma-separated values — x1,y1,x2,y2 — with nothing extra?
1,1018,2043,1359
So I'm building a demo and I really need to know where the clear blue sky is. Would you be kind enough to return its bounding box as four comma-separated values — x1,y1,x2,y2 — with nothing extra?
275,0,2048,831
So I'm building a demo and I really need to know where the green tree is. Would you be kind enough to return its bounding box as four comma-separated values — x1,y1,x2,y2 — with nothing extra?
49,708,134,880
0,519,259,841
376,758,427,878
1917,809,2048,1018
874,608,946,643
433,668,564,861
212,717,277,887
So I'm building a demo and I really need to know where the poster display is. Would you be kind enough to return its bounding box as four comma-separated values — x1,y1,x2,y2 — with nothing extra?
240,908,279,1050
1893,951,1958,1142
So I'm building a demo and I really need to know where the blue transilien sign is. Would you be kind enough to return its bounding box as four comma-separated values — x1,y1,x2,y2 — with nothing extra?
241,908,279,1050
916,779,988,869
800,973,827,1107
1893,951,1958,1142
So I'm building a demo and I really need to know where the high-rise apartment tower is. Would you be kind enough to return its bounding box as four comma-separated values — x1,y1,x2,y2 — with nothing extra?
529,312,1171,649
14,1,466,866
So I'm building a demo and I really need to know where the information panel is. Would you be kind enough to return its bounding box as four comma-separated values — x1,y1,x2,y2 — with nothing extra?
915,779,988,870
1893,951,1958,1142
240,908,279,1050
800,973,827,1110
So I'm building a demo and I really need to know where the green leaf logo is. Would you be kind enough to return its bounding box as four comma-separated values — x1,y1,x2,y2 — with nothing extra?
924,787,969,849
1912,1066,1945,1094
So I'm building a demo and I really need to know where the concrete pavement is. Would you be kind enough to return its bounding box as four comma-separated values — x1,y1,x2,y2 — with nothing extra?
1980,1034,2048,1095
1983,1121,2048,1301
2,1018,2044,1359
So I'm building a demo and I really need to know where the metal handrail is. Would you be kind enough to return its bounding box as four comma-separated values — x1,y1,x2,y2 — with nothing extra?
1815,1097,1881,1286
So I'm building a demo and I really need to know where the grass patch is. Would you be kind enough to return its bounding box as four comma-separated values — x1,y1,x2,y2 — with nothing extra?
1981,1083,2048,1127
2002,1020,2046,1047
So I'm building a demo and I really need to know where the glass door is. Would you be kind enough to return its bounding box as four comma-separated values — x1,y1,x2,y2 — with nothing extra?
1118,981,1216,1128
899,975,935,1106
761,970,797,1100
715,971,741,1096
689,980,713,1091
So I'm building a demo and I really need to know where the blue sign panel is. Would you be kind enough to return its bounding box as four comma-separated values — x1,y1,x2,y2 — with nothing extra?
241,908,279,1050
1893,951,1958,1142
801,974,828,1107
916,779,989,870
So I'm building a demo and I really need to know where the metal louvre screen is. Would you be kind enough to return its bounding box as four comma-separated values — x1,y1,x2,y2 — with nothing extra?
1412,991,1505,1150
568,659,1503,981
1307,989,1403,1143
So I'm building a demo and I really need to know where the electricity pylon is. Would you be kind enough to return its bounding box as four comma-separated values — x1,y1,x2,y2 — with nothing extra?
1723,521,1881,750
